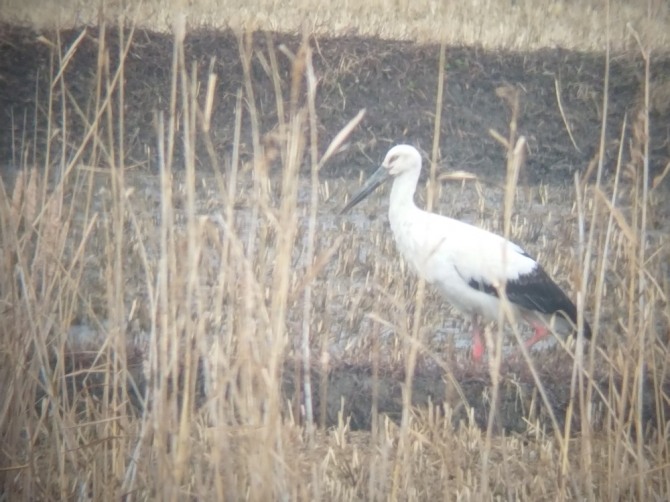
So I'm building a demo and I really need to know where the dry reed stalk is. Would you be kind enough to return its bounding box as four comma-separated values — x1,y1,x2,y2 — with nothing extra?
1,9,669,499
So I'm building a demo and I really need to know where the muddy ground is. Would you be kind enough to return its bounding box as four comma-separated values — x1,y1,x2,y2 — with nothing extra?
2,24,669,433
2,24,669,182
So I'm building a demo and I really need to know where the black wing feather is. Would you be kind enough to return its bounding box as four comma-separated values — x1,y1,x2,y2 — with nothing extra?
465,264,591,338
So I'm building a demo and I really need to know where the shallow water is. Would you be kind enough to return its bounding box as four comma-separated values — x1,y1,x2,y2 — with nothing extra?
73,167,632,358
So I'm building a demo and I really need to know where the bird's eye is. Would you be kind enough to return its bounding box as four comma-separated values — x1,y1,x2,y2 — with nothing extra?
387,154,398,165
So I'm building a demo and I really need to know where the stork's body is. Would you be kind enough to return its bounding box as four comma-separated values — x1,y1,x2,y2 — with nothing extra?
341,145,591,360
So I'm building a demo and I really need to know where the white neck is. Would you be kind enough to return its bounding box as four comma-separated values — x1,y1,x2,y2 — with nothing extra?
389,168,421,219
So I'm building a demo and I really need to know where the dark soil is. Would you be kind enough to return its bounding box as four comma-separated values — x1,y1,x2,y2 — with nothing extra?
1,24,669,184
49,349,669,435
4,23,669,434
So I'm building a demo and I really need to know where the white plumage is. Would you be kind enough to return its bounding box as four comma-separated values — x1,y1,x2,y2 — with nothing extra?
341,144,591,360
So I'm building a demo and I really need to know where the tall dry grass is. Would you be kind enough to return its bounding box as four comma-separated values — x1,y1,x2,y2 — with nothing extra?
1,15,669,502
2,0,669,51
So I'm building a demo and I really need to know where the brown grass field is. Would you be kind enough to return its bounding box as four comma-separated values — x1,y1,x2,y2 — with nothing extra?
2,0,670,50
1,0,670,500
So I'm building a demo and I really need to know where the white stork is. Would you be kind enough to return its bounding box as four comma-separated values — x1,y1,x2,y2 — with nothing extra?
341,144,591,361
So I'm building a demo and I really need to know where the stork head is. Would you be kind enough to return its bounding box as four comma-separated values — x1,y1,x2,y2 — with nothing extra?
340,145,422,214
382,144,423,176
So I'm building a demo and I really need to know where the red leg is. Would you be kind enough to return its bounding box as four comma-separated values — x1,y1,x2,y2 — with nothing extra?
471,320,485,362
524,324,548,350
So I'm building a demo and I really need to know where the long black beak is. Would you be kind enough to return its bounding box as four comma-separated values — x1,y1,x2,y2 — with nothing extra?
339,166,391,214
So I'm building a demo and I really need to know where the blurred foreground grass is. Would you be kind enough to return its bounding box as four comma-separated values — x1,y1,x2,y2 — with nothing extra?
0,4,669,500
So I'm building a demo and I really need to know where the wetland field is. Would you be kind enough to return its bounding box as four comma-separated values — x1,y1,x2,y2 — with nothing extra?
1,1,669,499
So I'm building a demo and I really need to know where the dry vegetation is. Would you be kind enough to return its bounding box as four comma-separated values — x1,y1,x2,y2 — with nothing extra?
2,0,670,51
1,1,670,501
